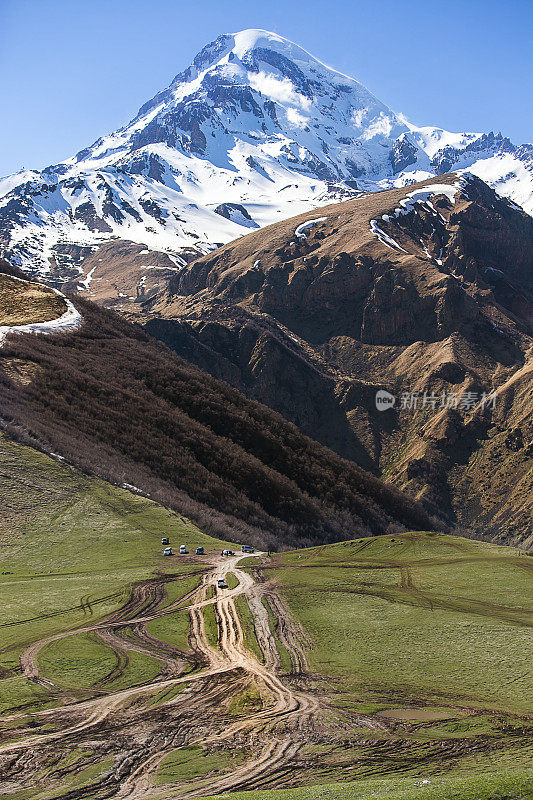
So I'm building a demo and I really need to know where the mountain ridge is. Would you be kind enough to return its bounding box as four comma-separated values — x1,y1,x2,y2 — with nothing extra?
1,29,532,310
142,172,533,547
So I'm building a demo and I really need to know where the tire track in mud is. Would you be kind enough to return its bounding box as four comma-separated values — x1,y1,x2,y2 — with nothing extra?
103,556,318,799
0,554,320,799
162,557,319,800
16,573,206,685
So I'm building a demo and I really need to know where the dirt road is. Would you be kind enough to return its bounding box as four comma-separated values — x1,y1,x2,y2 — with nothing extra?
0,553,319,798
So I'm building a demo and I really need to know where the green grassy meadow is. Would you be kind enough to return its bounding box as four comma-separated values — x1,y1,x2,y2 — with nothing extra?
259,533,533,787
1,432,532,796
155,744,237,786
272,533,533,714
0,432,226,707
37,632,163,691
197,769,532,800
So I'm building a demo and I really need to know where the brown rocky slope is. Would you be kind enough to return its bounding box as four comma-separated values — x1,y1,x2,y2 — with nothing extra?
0,266,437,551
143,173,533,547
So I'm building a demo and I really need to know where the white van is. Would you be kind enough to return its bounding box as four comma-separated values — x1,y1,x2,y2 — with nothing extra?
179,545,188,554
163,547,173,556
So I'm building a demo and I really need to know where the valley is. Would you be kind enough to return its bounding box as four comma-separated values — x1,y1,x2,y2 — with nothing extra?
0,435,531,799
0,270,434,551
0,22,531,799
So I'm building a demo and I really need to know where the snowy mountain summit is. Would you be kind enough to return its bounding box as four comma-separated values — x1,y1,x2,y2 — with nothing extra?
1,29,532,296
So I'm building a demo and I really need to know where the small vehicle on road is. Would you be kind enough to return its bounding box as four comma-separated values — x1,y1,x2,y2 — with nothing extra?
217,578,227,588
241,544,255,553
221,549,235,556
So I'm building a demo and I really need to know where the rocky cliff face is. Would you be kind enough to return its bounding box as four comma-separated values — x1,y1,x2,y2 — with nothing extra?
1,30,532,309
144,174,533,547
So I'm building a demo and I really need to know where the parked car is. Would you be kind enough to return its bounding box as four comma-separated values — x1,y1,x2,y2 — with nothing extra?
179,545,188,554
161,537,170,545
221,549,235,556
241,544,255,553
196,546,204,555
163,546,173,556
217,578,226,588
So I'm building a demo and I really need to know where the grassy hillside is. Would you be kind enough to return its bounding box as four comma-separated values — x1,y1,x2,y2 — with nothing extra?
0,273,65,326
0,437,530,798
247,533,533,790
271,534,532,712
0,432,225,711
198,770,532,800
0,288,436,551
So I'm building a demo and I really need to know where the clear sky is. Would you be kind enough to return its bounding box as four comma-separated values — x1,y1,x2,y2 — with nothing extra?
1,0,532,177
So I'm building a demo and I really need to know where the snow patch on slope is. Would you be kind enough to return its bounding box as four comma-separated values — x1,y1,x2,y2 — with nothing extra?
294,217,327,239
370,219,407,252
0,277,82,347
370,181,464,254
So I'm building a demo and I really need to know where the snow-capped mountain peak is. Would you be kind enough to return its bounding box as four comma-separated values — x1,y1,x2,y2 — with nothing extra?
73,28,407,182
1,29,532,300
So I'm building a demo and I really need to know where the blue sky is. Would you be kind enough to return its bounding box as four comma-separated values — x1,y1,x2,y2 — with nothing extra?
1,0,532,176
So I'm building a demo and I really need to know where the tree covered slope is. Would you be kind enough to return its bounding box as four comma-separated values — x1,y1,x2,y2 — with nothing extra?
0,273,435,550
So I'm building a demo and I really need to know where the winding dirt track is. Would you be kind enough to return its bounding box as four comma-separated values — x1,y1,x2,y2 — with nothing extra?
0,554,320,799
